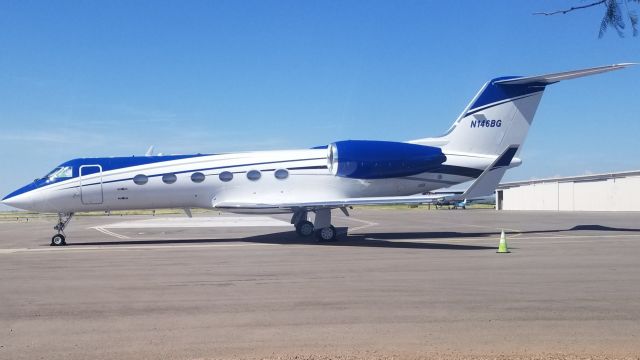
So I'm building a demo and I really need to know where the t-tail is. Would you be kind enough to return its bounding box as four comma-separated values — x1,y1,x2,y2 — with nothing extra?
412,63,635,157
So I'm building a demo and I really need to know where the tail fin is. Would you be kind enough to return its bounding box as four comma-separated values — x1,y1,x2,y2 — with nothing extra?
412,63,634,156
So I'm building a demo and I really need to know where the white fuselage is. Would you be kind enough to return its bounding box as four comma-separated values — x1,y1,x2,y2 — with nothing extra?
15,148,503,214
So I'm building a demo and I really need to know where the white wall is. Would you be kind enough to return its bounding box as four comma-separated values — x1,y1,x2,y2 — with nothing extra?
558,182,573,211
501,175,640,211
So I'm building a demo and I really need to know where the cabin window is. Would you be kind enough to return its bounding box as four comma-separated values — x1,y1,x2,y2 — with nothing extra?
274,169,289,180
191,172,205,183
133,174,148,185
219,171,233,182
246,170,261,181
162,174,177,184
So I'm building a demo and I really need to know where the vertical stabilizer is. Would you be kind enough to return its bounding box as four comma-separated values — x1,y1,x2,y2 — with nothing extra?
411,63,634,157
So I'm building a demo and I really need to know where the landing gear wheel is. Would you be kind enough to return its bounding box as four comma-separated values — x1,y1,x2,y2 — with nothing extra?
315,225,337,242
295,220,314,237
51,234,66,246
50,212,74,246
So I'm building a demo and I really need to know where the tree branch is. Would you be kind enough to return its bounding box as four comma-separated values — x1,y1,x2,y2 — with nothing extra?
533,0,607,16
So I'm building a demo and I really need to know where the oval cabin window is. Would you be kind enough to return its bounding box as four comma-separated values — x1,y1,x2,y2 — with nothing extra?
133,174,148,185
162,174,177,184
246,170,261,181
274,169,289,180
219,171,233,182
191,172,205,183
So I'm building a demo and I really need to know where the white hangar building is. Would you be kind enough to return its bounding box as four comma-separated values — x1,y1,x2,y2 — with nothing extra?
496,170,640,212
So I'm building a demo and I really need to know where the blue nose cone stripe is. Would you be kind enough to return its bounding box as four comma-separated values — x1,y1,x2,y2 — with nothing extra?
2,180,42,201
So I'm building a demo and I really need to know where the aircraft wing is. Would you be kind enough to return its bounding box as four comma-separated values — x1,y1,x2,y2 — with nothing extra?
214,193,455,211
214,145,517,211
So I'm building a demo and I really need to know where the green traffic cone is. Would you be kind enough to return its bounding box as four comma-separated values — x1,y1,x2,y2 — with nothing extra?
497,229,510,253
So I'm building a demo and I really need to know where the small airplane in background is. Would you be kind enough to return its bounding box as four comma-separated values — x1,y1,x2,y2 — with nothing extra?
2,64,634,245
432,195,495,210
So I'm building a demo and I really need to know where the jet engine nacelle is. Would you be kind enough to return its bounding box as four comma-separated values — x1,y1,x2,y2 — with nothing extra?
327,140,447,179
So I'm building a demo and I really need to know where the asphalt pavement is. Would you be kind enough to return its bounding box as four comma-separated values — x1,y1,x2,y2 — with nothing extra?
1,208,639,359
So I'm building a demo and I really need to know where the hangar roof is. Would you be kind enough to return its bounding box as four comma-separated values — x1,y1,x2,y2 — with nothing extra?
498,170,640,189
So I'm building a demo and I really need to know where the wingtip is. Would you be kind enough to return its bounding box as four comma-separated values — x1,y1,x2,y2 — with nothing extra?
613,62,638,67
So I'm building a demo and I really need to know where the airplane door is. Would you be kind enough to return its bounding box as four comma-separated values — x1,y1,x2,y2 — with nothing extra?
80,165,103,205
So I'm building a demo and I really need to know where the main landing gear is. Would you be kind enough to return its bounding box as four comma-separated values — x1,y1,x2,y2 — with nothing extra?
51,212,74,246
291,209,338,242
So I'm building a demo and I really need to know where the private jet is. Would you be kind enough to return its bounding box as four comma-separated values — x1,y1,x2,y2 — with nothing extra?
2,63,634,245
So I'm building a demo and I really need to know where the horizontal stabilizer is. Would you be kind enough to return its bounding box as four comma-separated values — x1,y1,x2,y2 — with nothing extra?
456,145,518,200
494,63,635,85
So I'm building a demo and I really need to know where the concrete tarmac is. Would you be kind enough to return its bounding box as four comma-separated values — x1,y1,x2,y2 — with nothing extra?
1,208,639,359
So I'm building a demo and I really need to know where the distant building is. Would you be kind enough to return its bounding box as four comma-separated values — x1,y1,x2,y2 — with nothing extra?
496,170,640,212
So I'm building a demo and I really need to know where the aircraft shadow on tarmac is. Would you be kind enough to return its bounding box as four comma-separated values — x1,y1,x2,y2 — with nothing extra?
71,227,496,250
69,224,640,250
361,224,640,239
568,224,640,232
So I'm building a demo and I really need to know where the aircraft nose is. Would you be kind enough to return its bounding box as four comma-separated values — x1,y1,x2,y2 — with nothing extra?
2,193,32,210
2,184,37,211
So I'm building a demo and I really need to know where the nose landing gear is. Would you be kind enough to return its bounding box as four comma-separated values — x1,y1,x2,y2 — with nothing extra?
51,233,66,246
51,212,74,246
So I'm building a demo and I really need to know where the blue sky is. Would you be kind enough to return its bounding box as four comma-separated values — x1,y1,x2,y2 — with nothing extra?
1,0,638,208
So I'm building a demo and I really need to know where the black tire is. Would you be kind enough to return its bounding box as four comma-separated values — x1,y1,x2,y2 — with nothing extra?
315,225,337,242
295,220,314,237
51,234,66,246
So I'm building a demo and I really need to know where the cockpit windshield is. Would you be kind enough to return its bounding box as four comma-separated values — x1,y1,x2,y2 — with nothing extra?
43,166,73,181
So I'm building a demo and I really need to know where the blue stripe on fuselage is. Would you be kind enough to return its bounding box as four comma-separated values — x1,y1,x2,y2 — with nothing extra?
63,154,209,177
